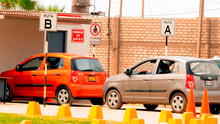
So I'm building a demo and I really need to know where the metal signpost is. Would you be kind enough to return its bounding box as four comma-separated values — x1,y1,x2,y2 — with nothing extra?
90,22,101,57
161,20,175,56
39,13,57,107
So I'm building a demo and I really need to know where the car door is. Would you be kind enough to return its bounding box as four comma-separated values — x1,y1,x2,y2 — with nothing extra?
43,56,67,97
123,59,157,103
13,56,44,97
150,59,178,103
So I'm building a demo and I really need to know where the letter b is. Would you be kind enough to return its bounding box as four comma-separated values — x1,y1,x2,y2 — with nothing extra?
45,19,52,29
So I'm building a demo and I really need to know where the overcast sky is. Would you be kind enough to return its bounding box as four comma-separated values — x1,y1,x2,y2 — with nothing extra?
38,0,220,18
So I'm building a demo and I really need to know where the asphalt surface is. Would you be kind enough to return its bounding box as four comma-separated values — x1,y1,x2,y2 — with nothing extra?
0,100,219,124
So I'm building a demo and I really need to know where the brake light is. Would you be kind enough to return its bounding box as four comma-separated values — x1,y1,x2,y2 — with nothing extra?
186,74,195,89
71,71,79,84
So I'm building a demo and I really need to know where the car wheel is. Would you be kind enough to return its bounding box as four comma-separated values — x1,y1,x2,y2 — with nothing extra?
143,104,158,111
210,104,220,114
33,98,44,104
56,86,73,105
170,93,187,113
106,89,123,109
90,98,104,105
0,84,13,102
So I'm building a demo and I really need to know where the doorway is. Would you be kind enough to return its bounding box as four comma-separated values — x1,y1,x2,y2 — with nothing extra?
48,31,66,53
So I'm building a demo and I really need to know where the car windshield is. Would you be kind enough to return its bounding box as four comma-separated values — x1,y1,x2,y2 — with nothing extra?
71,58,104,72
189,61,219,75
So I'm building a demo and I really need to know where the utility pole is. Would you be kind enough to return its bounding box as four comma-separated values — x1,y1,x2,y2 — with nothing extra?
119,0,123,17
197,0,204,58
142,0,144,17
107,0,111,76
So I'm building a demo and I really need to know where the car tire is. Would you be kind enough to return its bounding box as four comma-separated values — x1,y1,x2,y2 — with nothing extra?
0,84,13,102
106,89,123,109
56,86,73,105
143,104,158,111
90,98,104,105
170,92,187,113
33,98,44,104
210,104,220,114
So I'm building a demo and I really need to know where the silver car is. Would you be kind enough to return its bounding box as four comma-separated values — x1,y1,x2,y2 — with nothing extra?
103,56,220,114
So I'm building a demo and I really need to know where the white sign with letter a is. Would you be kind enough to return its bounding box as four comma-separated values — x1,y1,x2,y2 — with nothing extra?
161,20,175,36
39,13,57,31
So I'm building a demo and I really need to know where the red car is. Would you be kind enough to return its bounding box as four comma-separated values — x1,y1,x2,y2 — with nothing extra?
1,53,107,105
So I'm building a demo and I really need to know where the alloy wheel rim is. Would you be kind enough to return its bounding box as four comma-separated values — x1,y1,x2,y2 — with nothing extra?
58,89,69,104
107,91,119,107
172,95,184,112
5,86,9,99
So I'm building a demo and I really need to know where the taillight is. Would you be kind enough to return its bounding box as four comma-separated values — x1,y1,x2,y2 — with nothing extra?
71,71,79,84
186,74,195,89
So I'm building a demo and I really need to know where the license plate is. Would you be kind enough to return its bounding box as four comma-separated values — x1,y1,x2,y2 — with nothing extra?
88,76,96,82
205,81,213,86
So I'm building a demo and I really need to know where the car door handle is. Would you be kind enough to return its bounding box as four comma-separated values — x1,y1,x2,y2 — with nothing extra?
54,73,61,76
169,79,175,81
32,74,37,76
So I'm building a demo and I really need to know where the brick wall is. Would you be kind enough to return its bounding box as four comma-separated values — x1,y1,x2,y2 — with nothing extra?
90,17,220,76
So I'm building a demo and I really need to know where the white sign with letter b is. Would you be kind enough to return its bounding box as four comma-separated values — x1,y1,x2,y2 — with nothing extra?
39,13,57,31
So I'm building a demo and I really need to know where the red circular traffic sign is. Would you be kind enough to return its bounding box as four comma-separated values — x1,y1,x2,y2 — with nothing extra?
90,23,101,36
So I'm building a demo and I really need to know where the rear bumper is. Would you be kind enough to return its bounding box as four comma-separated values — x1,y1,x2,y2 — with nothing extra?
191,90,220,104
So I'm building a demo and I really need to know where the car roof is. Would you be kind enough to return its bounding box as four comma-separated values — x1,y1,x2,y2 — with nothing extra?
32,53,95,59
150,56,204,62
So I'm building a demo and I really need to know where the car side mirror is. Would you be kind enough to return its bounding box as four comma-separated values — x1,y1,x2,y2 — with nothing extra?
124,69,131,76
16,64,23,71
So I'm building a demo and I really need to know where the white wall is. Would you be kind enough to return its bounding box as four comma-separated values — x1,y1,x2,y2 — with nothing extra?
57,23,90,56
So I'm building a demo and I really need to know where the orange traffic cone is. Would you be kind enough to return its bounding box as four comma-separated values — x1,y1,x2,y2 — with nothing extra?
186,89,196,117
200,89,210,117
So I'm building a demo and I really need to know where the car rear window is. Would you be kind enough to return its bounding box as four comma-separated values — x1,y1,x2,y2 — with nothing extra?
189,61,219,75
71,58,104,72
210,60,220,69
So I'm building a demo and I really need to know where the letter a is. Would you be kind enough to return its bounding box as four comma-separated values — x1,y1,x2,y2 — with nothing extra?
164,25,171,35
45,19,52,29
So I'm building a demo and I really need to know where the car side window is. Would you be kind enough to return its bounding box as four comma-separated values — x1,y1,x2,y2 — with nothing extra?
47,57,64,70
22,57,44,71
131,60,157,75
157,60,177,74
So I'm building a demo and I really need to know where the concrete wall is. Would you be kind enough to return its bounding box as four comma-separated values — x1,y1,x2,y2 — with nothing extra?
0,17,44,72
90,17,220,76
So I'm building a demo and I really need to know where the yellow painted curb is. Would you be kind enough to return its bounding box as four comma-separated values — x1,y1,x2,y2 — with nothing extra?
88,105,103,119
123,108,138,123
182,112,194,124
91,119,107,124
20,120,32,124
207,116,218,124
201,114,213,124
26,101,41,116
168,119,182,124
158,110,173,123
57,104,72,118
189,118,203,124
131,118,145,124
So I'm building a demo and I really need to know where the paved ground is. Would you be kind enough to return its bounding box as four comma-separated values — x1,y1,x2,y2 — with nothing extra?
0,100,219,124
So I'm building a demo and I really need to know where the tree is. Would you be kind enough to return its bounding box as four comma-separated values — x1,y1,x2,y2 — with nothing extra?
36,5,65,12
18,0,36,10
0,0,36,10
0,0,18,9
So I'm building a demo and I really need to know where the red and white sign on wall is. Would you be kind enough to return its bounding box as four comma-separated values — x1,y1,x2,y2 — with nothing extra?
72,29,84,42
90,22,101,45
